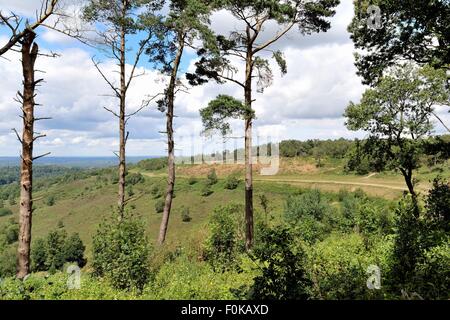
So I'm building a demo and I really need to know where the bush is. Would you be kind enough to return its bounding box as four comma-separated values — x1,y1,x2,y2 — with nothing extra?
203,204,243,271
92,215,151,291
224,174,240,190
137,157,167,171
305,233,392,300
0,219,19,245
63,233,86,268
180,207,191,222
425,176,450,231
201,184,213,197
188,176,198,185
126,186,134,197
46,195,55,207
155,199,165,213
250,226,311,300
0,245,17,278
284,190,332,242
31,238,48,272
150,184,164,199
413,238,450,299
206,169,218,186
31,229,86,272
126,172,145,185
0,208,13,217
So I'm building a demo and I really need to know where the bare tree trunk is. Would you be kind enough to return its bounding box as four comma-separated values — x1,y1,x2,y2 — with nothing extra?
244,46,254,251
117,17,127,217
158,38,185,245
17,33,39,279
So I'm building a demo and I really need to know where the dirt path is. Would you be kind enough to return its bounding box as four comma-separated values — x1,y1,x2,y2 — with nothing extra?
254,177,408,191
137,170,413,192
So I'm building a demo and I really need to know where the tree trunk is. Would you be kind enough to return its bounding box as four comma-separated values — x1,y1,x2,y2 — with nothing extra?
117,21,126,217
17,32,39,279
244,46,254,251
158,38,185,245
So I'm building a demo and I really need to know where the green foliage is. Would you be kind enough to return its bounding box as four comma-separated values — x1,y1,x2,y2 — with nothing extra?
126,185,135,197
206,168,218,186
345,64,449,195
200,95,253,136
31,238,47,272
180,206,191,223
250,225,311,300
425,176,450,231
143,253,255,300
63,233,86,268
224,173,239,190
138,157,168,171
31,229,86,273
284,190,332,242
0,208,12,217
390,197,423,287
0,245,16,278
188,176,198,185
126,172,145,185
348,0,450,84
306,233,393,300
92,215,151,291
201,184,213,197
155,199,165,213
0,219,19,245
203,204,243,271
46,195,55,207
150,183,164,199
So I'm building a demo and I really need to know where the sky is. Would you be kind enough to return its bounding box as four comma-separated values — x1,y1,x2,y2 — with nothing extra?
0,0,449,157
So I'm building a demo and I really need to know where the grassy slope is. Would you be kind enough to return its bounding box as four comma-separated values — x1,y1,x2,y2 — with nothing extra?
0,156,447,260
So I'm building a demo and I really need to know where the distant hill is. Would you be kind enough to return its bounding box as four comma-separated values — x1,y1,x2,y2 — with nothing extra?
0,156,162,168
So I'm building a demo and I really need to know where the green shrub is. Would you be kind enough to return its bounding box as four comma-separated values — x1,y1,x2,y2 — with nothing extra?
250,225,311,300
92,215,151,291
425,176,450,231
224,174,240,190
206,169,218,186
201,184,213,197
31,238,48,272
63,233,86,268
180,206,191,222
31,229,86,272
0,245,16,278
155,199,165,213
46,195,55,207
413,238,450,300
137,157,167,171
306,233,392,300
126,186,134,197
0,219,19,244
188,176,198,185
284,190,332,242
0,208,13,217
143,253,255,300
125,172,145,185
150,184,164,199
203,204,242,271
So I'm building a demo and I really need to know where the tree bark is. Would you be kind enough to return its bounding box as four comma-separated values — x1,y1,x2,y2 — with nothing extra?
244,44,254,251
17,32,39,279
117,7,127,217
158,37,185,245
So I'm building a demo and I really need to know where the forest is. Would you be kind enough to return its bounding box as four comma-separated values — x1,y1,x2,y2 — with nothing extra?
0,0,449,302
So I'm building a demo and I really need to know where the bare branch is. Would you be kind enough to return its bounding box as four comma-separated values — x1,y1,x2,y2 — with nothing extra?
33,152,51,161
11,128,23,143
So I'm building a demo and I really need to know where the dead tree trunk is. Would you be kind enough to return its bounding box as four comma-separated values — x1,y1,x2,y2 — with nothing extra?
117,21,127,217
244,42,254,251
17,32,39,279
158,37,185,245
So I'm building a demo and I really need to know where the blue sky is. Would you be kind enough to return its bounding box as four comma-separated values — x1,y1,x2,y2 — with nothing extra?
0,0,449,157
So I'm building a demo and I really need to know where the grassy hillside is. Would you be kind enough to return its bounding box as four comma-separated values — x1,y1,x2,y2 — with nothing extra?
1,156,447,257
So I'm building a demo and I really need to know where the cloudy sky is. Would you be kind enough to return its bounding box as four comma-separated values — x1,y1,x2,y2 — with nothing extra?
0,0,448,157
